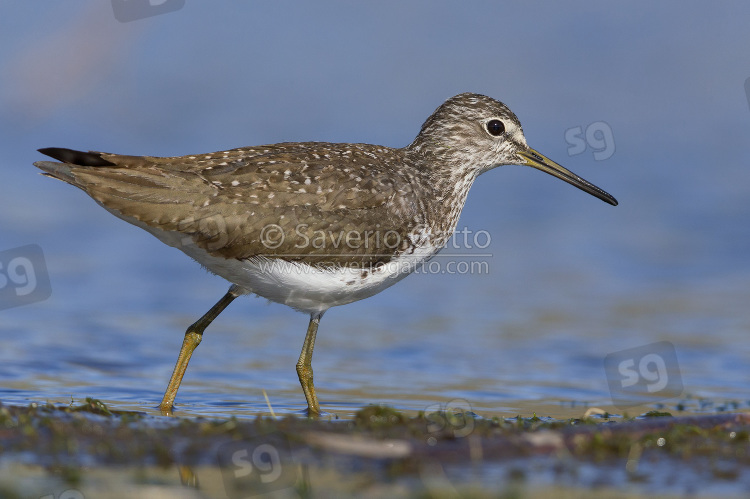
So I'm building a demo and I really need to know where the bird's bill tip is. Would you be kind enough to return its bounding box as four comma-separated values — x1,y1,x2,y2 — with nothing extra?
518,148,618,206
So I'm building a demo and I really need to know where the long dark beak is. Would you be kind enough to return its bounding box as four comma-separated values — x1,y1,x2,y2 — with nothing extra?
518,148,618,206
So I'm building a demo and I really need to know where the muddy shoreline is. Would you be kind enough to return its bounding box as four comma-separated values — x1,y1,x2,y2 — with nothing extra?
0,399,748,497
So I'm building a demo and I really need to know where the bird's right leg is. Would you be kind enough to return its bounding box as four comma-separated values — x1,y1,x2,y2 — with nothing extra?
296,312,324,416
159,284,244,415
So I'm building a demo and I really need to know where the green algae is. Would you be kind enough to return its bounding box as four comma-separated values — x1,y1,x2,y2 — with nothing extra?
0,399,748,498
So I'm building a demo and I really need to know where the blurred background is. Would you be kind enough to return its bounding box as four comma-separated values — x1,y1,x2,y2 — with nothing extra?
1,2,749,418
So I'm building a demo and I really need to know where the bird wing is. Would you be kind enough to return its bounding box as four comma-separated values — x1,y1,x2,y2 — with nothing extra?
35,144,427,266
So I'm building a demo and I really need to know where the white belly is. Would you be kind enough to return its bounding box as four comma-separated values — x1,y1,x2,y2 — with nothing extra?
185,251,434,314
112,209,442,314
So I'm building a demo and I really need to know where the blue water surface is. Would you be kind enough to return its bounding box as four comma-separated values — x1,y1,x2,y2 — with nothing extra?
1,2,749,420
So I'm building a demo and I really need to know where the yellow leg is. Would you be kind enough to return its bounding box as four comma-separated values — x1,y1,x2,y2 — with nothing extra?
159,285,242,415
296,313,323,416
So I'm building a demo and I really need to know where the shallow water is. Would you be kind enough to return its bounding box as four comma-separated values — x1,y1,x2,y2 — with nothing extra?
2,2,750,424
2,173,750,420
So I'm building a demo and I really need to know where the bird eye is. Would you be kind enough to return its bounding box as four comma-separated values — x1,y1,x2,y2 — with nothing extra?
486,119,505,136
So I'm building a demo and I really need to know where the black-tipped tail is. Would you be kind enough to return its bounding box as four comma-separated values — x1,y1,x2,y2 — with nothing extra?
38,147,116,167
